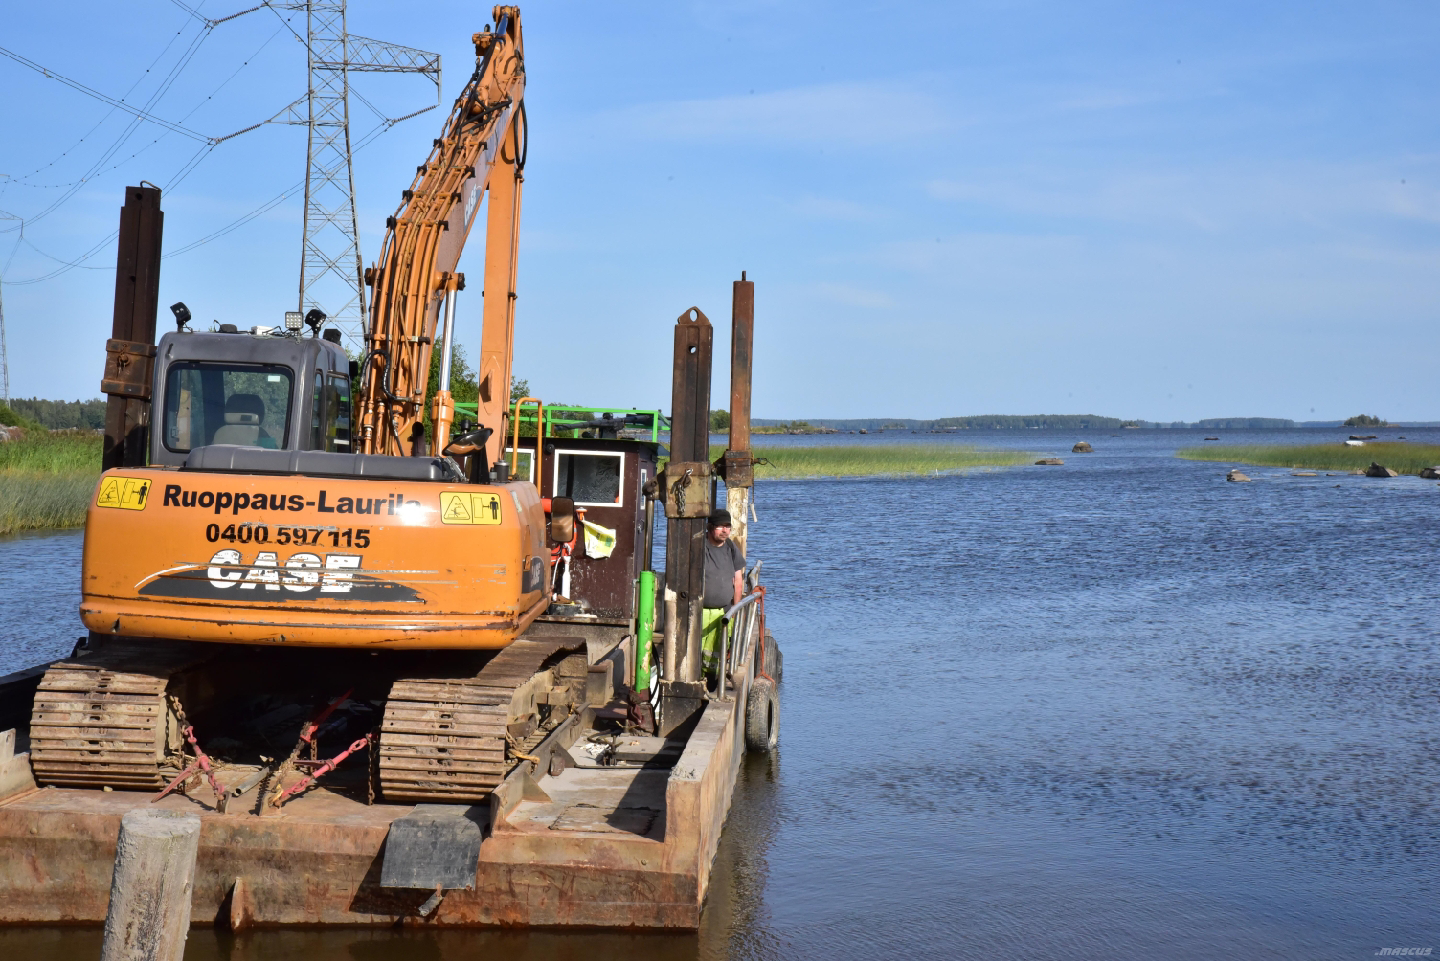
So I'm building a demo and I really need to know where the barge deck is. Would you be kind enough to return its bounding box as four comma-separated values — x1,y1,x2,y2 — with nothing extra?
0,649,751,929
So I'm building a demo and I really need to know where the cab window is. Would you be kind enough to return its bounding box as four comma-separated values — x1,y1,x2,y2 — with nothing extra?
310,371,353,452
163,363,292,452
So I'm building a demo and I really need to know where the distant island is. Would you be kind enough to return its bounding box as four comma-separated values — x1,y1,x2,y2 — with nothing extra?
742,414,1440,433
749,415,1302,432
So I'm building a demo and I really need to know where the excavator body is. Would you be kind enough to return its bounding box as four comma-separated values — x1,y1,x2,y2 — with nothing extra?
82,327,550,649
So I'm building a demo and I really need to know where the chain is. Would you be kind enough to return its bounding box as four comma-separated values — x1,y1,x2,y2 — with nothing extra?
671,467,693,515
261,729,308,809
165,694,189,768
367,728,379,806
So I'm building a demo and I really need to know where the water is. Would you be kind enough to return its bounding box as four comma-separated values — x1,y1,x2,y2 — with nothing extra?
2,429,1436,959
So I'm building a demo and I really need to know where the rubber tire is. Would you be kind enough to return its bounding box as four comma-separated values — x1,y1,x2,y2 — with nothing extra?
745,677,779,753
762,631,783,684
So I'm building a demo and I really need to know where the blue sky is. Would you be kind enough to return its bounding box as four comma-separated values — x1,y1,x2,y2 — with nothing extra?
2,1,1438,422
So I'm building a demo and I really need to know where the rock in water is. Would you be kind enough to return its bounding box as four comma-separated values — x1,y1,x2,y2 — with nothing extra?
1035,458,1065,466
1071,441,1093,453
1291,471,1317,477
1365,463,1399,478
1420,466,1440,480
1344,439,1365,447
1227,470,1251,482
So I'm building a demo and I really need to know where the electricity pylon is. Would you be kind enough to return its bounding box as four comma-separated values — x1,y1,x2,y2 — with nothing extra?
277,2,440,346
0,281,9,407
0,209,16,407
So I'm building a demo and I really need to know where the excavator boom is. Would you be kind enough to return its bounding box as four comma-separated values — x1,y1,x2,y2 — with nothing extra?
360,5,525,465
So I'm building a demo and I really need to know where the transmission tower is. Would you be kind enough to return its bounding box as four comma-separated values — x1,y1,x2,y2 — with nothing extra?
278,2,440,346
0,209,16,407
0,281,9,407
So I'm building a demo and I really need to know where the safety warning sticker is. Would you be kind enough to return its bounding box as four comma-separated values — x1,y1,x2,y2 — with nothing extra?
96,476,151,511
439,490,504,525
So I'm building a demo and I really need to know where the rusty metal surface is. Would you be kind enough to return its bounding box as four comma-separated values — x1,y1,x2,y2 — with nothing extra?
0,693,745,929
536,438,657,621
99,339,157,399
102,185,163,471
664,309,713,695
660,461,714,519
728,274,754,461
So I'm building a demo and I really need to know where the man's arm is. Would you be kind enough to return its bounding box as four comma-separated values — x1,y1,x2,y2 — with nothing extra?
731,567,744,607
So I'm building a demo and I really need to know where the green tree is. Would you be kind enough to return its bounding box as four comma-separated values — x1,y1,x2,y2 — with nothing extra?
1344,414,1385,427
510,377,531,405
710,409,730,432
0,403,44,430
8,397,105,430
422,345,480,426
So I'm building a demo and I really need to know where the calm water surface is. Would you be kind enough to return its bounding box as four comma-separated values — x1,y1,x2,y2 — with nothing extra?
1,429,1435,959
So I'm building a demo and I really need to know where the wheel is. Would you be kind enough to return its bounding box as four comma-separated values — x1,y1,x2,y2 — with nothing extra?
761,631,783,684
745,677,779,753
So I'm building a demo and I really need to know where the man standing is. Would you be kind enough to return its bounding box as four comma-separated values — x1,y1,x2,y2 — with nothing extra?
701,508,745,683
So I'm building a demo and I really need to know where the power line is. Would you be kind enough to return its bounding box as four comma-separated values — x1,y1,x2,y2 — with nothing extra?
0,106,418,284
4,141,215,286
0,44,213,143
0,3,437,300
0,23,315,234
2,2,270,196
2,20,199,189
164,113,423,260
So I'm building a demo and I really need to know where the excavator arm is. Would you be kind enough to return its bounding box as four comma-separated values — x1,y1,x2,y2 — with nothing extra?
359,5,525,465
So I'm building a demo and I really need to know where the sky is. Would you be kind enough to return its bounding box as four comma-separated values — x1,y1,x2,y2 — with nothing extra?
1,0,1438,423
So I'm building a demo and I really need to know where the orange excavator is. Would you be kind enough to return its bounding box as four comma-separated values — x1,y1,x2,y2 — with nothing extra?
26,7,630,806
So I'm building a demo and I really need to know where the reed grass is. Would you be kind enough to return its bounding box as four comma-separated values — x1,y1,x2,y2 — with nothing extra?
0,472,98,534
737,444,1033,479
1177,442,1440,475
0,431,101,534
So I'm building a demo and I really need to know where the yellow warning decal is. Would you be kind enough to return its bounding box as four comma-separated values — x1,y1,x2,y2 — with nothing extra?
96,476,152,512
439,491,503,526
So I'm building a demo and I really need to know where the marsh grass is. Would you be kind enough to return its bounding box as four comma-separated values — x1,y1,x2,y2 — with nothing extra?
739,444,1033,479
0,432,101,534
1177,442,1440,476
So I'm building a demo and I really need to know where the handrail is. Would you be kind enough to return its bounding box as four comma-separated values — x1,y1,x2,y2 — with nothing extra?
720,580,765,695
510,397,543,488
721,591,762,622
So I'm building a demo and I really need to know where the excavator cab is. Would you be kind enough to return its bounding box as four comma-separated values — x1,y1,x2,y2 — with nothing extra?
149,316,354,467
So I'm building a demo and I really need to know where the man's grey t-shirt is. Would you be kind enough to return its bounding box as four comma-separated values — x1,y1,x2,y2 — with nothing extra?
703,537,745,609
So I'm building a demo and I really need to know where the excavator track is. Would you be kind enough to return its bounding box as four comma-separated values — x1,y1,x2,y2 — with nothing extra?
379,637,589,802
29,643,208,790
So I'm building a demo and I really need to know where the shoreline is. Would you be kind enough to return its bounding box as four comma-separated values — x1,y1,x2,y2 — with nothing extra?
1177,441,1440,475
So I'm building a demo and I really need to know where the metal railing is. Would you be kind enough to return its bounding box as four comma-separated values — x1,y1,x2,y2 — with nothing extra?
718,561,765,697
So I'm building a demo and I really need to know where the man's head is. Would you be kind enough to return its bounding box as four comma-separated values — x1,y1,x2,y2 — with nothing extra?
707,508,733,544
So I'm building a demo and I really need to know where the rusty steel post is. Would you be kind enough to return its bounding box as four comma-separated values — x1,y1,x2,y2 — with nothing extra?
725,272,755,557
101,186,164,471
660,307,712,734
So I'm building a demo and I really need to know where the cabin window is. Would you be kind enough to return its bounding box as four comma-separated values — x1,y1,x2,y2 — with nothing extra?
310,371,353,452
163,362,292,452
553,451,625,506
505,447,536,483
